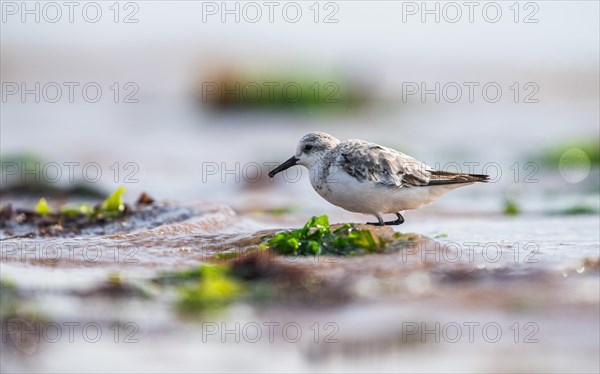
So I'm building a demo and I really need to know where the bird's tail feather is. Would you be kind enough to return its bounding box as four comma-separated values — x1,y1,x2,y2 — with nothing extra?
427,170,490,186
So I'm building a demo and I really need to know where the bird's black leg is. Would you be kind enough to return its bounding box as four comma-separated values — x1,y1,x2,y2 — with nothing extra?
367,214,385,226
384,212,405,225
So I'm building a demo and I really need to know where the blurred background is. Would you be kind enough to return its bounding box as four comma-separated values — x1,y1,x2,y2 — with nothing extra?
1,1,599,373
2,1,598,217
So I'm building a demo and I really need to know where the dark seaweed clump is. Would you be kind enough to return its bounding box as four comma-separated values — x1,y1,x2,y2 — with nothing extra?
0,188,173,238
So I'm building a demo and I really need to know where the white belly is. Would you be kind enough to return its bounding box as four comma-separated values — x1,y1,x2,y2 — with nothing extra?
310,168,467,215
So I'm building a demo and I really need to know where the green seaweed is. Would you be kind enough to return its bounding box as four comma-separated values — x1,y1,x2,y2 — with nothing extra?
61,204,94,217
0,278,42,323
28,187,127,220
540,141,600,167
200,69,369,114
393,232,421,241
214,251,245,261
253,206,300,216
1,154,42,173
100,186,126,216
559,205,598,215
153,267,205,285
155,262,281,316
176,265,243,313
265,215,384,256
1,154,105,198
0,279,17,320
34,198,51,215
503,199,520,216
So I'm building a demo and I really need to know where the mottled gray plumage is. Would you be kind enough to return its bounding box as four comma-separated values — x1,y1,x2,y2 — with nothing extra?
324,139,431,187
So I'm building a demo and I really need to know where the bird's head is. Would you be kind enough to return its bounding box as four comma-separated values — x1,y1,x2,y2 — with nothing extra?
268,132,340,177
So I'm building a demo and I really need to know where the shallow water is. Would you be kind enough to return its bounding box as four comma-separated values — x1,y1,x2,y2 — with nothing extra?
1,197,598,373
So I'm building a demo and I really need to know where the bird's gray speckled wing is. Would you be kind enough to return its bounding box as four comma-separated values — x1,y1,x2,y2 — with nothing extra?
330,140,432,187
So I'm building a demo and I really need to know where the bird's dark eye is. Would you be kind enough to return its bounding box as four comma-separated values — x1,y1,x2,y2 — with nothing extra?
303,145,313,152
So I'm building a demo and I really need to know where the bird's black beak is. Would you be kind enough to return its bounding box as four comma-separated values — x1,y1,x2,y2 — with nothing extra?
268,156,299,178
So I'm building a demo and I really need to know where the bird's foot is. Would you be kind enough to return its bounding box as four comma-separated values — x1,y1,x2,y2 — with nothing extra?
383,219,403,225
367,214,385,226
367,213,404,226
384,213,405,225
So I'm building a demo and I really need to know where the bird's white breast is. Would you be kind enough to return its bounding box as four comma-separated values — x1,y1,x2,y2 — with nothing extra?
308,164,464,215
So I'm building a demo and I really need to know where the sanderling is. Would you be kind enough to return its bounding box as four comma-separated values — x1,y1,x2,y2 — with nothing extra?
268,132,489,226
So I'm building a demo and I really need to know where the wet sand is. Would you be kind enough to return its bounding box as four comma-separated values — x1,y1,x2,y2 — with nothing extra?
1,199,598,373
